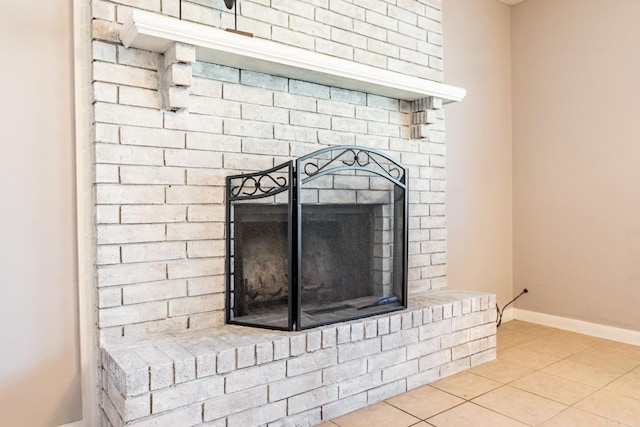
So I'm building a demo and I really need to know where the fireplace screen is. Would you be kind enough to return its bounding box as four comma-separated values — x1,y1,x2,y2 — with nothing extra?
226,146,408,330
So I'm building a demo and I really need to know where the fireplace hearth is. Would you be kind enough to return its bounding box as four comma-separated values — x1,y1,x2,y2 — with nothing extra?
226,146,408,330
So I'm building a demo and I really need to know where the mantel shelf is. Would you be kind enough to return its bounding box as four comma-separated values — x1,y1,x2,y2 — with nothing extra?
120,10,466,103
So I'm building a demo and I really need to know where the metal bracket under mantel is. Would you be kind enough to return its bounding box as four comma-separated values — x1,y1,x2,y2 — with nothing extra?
120,10,467,105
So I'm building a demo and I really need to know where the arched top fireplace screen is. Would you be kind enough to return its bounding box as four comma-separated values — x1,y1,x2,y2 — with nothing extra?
226,146,408,331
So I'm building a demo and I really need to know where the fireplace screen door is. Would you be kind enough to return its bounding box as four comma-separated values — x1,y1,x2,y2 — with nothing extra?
226,146,408,331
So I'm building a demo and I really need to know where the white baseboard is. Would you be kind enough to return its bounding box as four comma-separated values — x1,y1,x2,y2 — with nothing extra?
513,309,640,346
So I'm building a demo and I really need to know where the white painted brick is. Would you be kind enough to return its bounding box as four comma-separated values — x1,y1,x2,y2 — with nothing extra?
338,338,381,363
154,340,197,383
256,341,274,365
330,0,365,20
99,301,167,327
94,82,118,103
121,205,186,224
367,379,406,404
288,15,330,39
452,311,484,332
224,118,274,138
121,126,185,149
190,95,241,118
121,241,185,263
165,186,224,204
105,374,151,421
339,371,382,398
347,323,365,345
96,205,120,224
97,245,121,265
471,348,496,366
321,327,337,348
332,117,367,133
273,338,290,360
187,205,225,222
287,348,337,377
271,0,314,18
272,26,316,50
179,2,221,27
186,133,240,154
193,62,239,83
290,80,331,99
273,92,316,111
164,42,196,66
269,371,322,402
123,280,187,304
95,123,119,143
226,361,286,393
223,152,274,171
223,83,273,106
377,317,390,335
120,165,184,185
419,348,451,371
389,314,401,332
240,70,288,91
167,223,224,241
97,224,165,245
94,41,117,63
165,63,192,87
274,125,317,143
407,336,440,360
132,346,174,390
382,359,418,383
187,276,223,296
241,2,288,26
289,384,338,415
367,347,406,372
167,258,224,279
165,149,223,169
226,400,287,427
187,240,224,258
236,344,257,369
99,287,122,308
96,184,164,205
336,324,351,345
152,375,223,414
322,359,367,387
92,0,116,20
322,392,367,420
306,330,322,352
169,293,223,316
203,386,268,422
190,79,222,99
118,86,161,109
123,317,188,341
98,262,167,287
161,0,180,17
129,404,202,426
290,334,306,357
94,62,157,89
316,38,354,60
164,111,223,134
96,143,164,166
217,348,236,374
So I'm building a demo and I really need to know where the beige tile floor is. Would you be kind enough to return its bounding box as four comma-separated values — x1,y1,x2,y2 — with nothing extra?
319,320,640,427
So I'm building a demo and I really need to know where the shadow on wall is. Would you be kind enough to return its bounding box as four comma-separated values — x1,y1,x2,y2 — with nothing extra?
0,351,82,426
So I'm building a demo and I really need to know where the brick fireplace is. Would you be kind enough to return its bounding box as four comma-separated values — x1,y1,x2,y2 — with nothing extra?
91,1,496,425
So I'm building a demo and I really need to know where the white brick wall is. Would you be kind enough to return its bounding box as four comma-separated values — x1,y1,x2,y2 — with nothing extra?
91,0,457,423
100,292,496,427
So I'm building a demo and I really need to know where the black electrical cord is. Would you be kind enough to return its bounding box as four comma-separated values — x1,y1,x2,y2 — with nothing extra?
496,288,528,327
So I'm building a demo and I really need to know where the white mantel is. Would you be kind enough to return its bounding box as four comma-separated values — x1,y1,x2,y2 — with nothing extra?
120,10,466,103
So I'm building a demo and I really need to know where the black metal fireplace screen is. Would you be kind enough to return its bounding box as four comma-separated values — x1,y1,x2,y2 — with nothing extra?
225,146,408,330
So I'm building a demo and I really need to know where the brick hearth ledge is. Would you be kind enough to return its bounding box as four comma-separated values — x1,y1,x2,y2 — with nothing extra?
101,289,495,426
